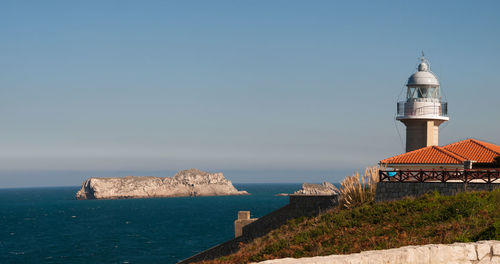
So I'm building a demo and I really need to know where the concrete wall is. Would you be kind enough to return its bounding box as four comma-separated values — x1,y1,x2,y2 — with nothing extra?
178,195,338,264
256,240,500,264
375,182,500,202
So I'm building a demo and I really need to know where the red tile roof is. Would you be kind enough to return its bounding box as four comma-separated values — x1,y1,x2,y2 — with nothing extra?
380,138,500,165
443,139,500,163
380,146,464,164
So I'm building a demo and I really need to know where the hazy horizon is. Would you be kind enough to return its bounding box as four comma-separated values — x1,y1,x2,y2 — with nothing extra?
0,169,354,189
1,0,499,188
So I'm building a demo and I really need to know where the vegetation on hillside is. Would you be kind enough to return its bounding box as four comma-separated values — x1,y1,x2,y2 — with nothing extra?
198,189,500,264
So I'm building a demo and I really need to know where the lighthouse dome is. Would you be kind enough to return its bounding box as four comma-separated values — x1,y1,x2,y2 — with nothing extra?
407,61,439,86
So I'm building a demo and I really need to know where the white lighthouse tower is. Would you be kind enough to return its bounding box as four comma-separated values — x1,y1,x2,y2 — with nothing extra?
397,54,449,152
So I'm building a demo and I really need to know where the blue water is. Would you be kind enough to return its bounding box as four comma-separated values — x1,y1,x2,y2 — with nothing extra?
0,184,301,264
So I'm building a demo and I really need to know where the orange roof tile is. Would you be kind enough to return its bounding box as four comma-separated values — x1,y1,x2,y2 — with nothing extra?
380,138,500,165
380,145,465,164
443,138,500,163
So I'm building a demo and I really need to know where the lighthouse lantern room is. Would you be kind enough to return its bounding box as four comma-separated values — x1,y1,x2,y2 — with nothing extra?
397,54,449,152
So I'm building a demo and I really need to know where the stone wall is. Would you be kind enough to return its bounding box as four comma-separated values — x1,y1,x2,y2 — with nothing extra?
256,240,500,264
242,195,338,240
234,211,258,238
178,195,338,264
375,182,500,202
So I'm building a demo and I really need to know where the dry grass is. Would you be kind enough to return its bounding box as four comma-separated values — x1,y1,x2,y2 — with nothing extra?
338,165,382,209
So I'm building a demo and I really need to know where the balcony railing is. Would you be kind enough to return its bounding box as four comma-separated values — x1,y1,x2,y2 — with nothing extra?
379,169,500,183
397,101,448,117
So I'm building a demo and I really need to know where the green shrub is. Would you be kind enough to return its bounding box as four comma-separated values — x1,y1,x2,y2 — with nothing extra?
474,220,500,240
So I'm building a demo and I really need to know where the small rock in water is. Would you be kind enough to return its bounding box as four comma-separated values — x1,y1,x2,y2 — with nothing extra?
293,182,340,195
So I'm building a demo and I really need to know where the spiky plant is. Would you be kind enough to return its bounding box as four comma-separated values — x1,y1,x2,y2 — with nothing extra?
339,165,381,209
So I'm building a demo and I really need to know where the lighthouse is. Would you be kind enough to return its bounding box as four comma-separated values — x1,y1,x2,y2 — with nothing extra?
397,54,449,152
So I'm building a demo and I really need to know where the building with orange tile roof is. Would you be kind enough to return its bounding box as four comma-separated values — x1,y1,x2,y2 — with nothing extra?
380,138,500,170
443,139,500,163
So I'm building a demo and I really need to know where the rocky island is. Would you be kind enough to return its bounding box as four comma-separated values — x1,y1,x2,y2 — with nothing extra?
75,169,249,200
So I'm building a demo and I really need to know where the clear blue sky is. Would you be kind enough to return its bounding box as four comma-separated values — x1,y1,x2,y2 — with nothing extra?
1,0,499,187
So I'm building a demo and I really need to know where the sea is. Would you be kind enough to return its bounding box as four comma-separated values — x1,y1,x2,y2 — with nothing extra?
0,183,302,264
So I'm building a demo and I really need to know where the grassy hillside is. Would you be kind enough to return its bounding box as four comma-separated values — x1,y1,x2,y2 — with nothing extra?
198,189,500,264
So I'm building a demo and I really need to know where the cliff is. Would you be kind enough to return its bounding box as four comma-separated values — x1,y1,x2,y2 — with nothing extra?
75,169,249,200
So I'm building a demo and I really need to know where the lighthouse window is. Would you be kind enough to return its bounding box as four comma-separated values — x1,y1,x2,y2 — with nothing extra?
407,87,417,99
407,87,439,100
417,88,426,98
434,87,440,98
428,87,436,98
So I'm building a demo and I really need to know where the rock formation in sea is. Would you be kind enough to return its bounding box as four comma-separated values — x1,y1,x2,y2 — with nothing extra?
292,182,340,195
75,169,249,200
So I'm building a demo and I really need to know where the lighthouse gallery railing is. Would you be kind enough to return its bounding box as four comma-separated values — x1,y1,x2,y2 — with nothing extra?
397,101,448,117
